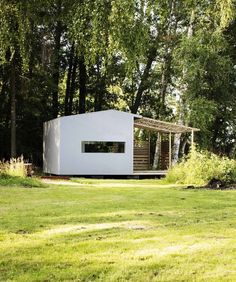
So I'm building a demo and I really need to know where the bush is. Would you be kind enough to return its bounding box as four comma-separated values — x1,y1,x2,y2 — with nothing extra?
0,157,26,177
166,146,236,186
0,157,45,188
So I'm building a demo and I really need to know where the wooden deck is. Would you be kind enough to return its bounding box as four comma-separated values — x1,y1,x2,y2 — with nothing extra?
133,170,167,176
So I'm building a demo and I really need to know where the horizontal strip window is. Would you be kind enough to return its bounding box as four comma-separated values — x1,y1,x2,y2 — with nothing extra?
82,141,125,153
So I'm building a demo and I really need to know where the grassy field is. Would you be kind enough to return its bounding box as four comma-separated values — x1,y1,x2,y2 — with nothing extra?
0,179,235,281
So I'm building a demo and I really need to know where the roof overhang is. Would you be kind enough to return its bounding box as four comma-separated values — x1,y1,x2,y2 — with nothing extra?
134,117,200,134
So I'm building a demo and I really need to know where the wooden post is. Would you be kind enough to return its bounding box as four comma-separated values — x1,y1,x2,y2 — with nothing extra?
148,131,151,169
159,133,162,157
191,130,194,148
169,132,172,168
159,133,162,169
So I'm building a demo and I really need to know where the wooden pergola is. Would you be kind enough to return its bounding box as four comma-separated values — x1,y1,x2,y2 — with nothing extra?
134,117,200,168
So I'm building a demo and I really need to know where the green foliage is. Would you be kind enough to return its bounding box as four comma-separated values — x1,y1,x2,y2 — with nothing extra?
0,157,26,177
109,0,151,66
166,146,236,185
175,31,232,95
0,157,44,187
174,27,235,151
0,0,236,162
0,174,45,188
187,98,217,148
188,98,217,130
0,2,31,68
216,0,234,29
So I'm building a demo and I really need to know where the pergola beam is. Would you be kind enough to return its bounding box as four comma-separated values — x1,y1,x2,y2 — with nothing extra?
134,123,185,134
134,117,200,134
133,116,199,171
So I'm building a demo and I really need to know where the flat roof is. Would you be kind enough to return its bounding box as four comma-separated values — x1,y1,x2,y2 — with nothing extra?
134,117,200,134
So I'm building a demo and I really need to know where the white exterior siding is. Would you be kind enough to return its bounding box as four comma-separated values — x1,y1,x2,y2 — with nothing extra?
43,118,60,174
43,110,137,175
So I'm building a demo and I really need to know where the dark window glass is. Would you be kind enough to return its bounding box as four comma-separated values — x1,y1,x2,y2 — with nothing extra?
82,141,125,153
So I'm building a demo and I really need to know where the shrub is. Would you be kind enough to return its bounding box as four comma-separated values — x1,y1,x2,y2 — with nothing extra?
0,157,45,188
166,146,236,185
0,157,26,177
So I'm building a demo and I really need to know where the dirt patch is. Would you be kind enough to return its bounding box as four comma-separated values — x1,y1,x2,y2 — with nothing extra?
41,179,83,186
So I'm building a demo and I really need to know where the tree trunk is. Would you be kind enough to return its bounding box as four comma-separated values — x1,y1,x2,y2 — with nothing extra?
160,51,171,109
52,3,62,118
78,56,86,114
172,133,181,164
94,76,106,112
10,53,16,158
229,142,236,158
172,9,195,163
64,43,75,116
0,64,8,98
94,91,104,111
68,56,78,115
180,136,188,157
28,19,35,80
131,47,157,114
153,1,178,167
153,133,161,169
160,0,177,112
94,61,106,112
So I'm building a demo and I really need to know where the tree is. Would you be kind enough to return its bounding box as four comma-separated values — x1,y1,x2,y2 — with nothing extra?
0,0,235,163
0,2,30,157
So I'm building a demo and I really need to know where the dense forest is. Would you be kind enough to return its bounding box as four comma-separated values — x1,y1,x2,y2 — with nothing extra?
0,0,235,165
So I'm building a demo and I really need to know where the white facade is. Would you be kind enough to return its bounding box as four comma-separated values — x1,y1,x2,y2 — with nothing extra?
43,110,140,175
43,118,60,174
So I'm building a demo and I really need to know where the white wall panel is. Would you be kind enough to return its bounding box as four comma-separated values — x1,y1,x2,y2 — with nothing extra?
43,110,138,175
43,118,60,174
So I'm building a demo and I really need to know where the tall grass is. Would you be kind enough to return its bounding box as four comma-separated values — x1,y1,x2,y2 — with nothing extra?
0,157,45,188
0,157,26,177
166,146,236,186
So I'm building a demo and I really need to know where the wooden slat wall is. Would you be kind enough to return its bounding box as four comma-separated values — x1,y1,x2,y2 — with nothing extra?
133,141,149,171
160,141,169,169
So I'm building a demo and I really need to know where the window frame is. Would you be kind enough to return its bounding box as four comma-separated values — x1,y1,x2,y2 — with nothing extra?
81,141,126,153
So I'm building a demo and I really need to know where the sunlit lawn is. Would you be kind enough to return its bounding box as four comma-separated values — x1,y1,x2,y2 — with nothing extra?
0,179,236,281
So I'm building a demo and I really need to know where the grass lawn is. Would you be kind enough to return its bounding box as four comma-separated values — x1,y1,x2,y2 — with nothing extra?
0,179,236,281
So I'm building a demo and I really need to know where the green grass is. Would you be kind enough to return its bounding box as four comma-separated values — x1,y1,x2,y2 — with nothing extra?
0,179,236,281
0,174,46,188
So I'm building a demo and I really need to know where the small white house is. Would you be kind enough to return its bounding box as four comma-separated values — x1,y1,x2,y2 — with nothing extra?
43,110,199,176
